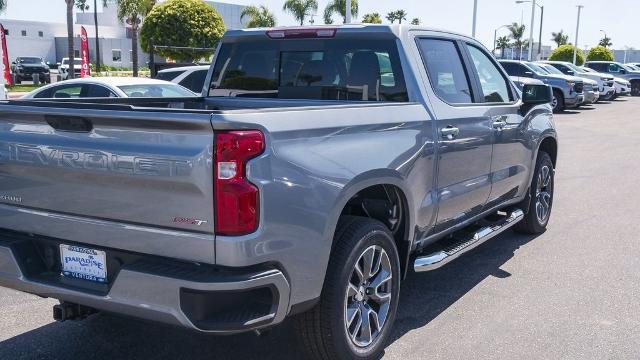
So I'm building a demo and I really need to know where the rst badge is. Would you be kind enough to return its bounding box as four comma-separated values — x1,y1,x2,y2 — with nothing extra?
173,217,208,226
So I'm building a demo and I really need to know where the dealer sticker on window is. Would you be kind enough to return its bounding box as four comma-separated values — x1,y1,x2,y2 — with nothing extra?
60,244,107,283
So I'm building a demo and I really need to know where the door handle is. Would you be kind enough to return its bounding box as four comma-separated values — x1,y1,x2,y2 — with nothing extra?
492,120,507,129
440,126,459,139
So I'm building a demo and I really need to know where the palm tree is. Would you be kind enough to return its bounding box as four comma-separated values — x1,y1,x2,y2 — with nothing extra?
323,0,358,24
362,13,382,24
0,0,6,12
496,36,510,58
65,0,77,79
241,5,276,28
283,0,317,26
116,0,153,77
599,36,613,48
551,30,569,47
75,0,109,74
508,22,527,59
394,10,407,24
411,18,421,25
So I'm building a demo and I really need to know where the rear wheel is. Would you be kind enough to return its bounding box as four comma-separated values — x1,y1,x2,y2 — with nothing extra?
516,151,554,234
551,89,564,113
631,81,640,96
295,216,401,360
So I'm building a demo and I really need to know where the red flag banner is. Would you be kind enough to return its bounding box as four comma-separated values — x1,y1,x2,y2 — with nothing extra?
80,26,91,77
0,23,13,86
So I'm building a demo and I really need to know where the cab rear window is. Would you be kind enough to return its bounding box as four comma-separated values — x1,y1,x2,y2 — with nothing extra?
209,38,408,102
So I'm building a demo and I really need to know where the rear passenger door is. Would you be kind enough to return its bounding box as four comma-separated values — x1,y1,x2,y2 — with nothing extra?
415,36,494,233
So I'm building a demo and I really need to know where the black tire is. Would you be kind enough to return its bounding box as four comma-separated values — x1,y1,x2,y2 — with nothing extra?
551,89,564,113
295,216,401,360
516,151,554,234
631,81,640,97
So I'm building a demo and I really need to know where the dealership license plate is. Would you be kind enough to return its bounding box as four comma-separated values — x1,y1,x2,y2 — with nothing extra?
60,245,107,283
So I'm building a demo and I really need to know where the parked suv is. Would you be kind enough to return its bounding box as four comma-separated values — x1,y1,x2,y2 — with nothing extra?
0,25,557,360
585,61,640,96
11,56,51,84
536,62,599,104
541,60,615,101
59,57,83,80
155,65,209,94
500,60,584,112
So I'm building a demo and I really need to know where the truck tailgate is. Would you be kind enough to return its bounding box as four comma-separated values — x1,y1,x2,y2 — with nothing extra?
0,105,215,235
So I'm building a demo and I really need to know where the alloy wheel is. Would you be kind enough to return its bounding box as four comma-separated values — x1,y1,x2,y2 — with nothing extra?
344,245,393,348
535,165,552,224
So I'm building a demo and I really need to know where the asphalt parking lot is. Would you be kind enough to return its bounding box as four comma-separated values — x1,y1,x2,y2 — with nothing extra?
1,97,640,359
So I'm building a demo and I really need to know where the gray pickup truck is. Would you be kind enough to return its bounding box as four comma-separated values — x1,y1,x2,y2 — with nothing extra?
0,25,557,359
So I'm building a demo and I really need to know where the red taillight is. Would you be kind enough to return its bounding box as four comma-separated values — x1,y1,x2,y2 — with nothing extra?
214,130,265,236
266,28,337,39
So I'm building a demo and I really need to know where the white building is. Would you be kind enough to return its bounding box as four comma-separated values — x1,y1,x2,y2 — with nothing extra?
0,1,246,68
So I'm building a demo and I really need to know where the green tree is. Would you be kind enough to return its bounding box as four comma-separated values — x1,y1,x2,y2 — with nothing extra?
496,35,510,58
116,0,153,77
551,30,569,47
411,18,421,25
362,12,382,24
586,46,614,62
386,10,407,24
548,44,584,65
241,5,276,28
283,0,317,26
323,0,358,24
141,0,226,62
598,36,613,48
0,1,6,12
508,22,527,58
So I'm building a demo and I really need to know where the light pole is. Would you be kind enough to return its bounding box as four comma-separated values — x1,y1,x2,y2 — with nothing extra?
493,24,510,56
345,0,352,23
573,5,584,64
517,1,545,60
526,0,536,61
472,0,478,37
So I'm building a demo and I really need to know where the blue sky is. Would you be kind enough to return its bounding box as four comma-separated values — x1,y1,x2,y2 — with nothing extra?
1,0,638,51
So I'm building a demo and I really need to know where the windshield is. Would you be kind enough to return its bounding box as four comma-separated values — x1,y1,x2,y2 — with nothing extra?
621,64,637,72
208,38,408,101
19,57,43,64
539,64,564,75
527,63,549,75
61,59,82,66
118,84,195,98
563,63,583,73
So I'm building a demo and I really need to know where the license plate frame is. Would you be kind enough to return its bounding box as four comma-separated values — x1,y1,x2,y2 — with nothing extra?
59,244,108,283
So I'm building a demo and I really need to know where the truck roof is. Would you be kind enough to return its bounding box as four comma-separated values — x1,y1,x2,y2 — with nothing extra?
223,24,476,43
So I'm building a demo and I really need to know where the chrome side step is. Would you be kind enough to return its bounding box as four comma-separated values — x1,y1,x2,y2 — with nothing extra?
413,209,524,272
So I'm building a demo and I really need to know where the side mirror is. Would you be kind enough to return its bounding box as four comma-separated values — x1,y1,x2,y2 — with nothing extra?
619,69,627,74
566,70,575,75
524,71,534,78
522,84,552,105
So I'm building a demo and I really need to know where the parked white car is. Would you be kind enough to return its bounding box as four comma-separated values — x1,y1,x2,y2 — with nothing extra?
155,65,209,94
58,57,83,80
613,77,632,96
23,77,196,99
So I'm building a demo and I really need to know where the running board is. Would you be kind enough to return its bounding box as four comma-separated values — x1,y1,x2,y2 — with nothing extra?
413,209,524,272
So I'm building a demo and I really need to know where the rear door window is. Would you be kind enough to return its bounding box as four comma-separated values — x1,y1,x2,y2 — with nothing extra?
417,38,473,104
209,38,408,102
179,70,208,93
156,70,184,81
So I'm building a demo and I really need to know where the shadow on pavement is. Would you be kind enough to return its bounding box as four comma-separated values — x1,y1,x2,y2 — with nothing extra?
0,231,540,360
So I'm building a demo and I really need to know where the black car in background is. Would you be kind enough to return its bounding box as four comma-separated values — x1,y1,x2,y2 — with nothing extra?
11,57,51,84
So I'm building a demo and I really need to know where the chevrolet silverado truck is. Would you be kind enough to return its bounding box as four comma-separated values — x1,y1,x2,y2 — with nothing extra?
0,25,557,359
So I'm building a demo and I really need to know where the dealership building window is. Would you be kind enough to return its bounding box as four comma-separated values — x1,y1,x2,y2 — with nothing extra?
112,49,122,63
3,29,8,36
21,30,26,37
74,49,80,58
38,31,44,37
